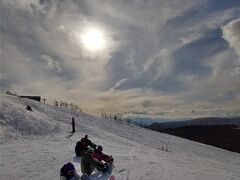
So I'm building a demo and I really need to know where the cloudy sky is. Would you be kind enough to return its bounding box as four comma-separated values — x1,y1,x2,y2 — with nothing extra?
1,0,240,120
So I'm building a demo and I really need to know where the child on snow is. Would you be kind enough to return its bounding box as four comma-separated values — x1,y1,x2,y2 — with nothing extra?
26,105,33,111
81,145,114,176
92,145,114,164
75,135,96,156
60,162,80,180
81,148,101,175
92,145,114,173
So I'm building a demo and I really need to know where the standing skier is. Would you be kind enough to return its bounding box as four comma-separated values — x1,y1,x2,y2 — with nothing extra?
72,117,75,133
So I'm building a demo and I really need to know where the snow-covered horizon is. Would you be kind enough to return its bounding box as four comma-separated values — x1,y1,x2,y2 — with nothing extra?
1,93,240,180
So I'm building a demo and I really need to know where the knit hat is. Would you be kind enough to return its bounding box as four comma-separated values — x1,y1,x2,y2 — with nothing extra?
65,162,75,174
97,145,103,152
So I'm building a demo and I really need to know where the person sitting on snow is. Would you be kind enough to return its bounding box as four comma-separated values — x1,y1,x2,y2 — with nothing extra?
81,146,114,176
26,105,33,111
60,162,80,180
92,145,114,174
81,148,105,176
92,145,114,164
75,135,96,156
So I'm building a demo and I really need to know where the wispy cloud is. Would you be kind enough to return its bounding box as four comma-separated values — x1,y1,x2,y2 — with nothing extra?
222,18,240,60
1,0,240,119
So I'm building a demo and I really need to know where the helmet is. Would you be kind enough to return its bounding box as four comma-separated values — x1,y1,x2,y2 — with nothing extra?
97,145,103,152
65,162,75,175
85,134,88,139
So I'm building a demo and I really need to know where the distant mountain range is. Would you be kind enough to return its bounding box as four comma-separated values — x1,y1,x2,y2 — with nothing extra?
147,117,240,130
145,117,240,153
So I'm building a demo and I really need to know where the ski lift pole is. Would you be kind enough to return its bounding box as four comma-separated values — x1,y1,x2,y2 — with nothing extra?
166,136,172,152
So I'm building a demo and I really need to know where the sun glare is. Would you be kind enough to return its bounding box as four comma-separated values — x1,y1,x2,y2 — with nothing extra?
80,28,106,51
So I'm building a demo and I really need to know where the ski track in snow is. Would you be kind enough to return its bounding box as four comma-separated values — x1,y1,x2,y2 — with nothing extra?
1,93,240,180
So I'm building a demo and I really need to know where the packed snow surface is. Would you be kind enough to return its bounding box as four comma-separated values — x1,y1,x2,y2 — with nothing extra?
1,93,240,180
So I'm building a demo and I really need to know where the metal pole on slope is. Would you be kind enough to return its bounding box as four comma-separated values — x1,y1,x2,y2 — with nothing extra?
166,136,172,152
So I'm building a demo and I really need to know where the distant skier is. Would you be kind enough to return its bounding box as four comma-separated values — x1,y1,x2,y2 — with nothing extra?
72,117,75,133
75,135,96,156
60,162,80,180
26,105,33,111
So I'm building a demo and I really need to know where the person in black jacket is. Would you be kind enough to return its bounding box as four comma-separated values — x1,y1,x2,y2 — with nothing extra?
75,135,96,156
72,117,75,133
26,105,33,111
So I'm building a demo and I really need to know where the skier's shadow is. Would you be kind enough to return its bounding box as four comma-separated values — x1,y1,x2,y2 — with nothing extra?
66,132,75,138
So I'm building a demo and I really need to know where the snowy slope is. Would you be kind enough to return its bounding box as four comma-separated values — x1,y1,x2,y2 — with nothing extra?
1,93,240,180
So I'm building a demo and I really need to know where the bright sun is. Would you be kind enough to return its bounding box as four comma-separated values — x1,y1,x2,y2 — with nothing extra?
80,28,106,51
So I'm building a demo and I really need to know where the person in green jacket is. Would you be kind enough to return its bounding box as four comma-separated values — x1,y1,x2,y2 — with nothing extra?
81,148,105,176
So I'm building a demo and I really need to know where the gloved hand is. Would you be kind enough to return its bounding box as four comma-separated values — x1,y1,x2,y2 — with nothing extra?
96,162,105,171
106,155,114,164
92,143,97,150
